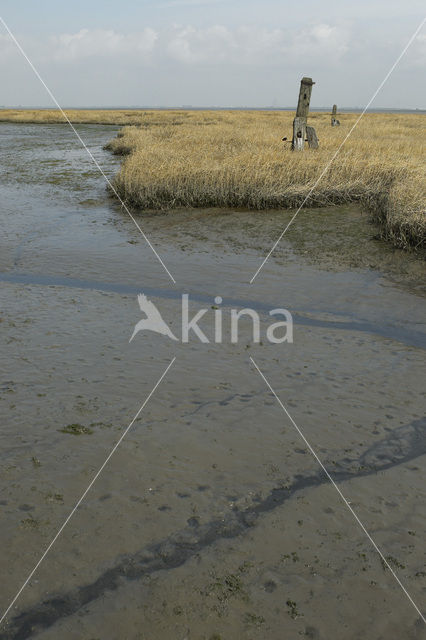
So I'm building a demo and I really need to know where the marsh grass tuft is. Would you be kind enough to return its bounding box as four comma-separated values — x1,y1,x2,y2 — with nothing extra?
106,110,425,251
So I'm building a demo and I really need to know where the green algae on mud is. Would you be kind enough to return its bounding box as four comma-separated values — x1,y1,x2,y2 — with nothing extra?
59,423,93,436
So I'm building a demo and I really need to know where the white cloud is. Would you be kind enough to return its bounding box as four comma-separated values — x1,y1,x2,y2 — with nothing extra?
50,28,158,61
167,25,236,63
2,23,349,67
295,23,349,57
15,22,426,107
2,23,350,75
2,18,424,108
165,23,349,65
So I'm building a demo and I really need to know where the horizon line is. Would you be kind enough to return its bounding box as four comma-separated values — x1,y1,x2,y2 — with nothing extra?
1,105,425,113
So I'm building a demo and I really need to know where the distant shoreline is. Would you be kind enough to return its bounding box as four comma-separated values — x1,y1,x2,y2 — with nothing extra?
1,106,425,114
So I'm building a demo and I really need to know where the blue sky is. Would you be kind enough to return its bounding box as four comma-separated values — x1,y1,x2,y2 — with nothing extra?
0,0,425,107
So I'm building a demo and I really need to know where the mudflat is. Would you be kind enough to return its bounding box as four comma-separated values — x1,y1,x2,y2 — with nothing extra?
0,123,425,639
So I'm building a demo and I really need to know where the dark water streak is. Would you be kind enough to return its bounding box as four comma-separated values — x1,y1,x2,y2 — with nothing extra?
1,417,425,639
1,272,424,349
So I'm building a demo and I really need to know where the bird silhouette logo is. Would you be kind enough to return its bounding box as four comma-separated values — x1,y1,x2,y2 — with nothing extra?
129,294,178,342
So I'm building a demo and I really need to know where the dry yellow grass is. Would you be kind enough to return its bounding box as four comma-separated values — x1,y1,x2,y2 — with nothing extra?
1,108,424,249
105,110,425,250
0,109,158,125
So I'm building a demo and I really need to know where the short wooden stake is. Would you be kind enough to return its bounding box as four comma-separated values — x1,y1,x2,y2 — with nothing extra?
306,125,319,149
331,104,340,126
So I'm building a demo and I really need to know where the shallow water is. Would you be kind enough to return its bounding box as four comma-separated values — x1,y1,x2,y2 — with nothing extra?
0,123,425,640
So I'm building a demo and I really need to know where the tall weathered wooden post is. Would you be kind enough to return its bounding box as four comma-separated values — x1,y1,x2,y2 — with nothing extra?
292,77,317,150
331,104,340,126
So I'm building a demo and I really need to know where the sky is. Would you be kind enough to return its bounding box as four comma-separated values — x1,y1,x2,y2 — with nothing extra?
0,0,425,108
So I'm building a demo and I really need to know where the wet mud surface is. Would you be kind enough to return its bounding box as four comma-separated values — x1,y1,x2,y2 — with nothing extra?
0,123,425,639
3,416,425,640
